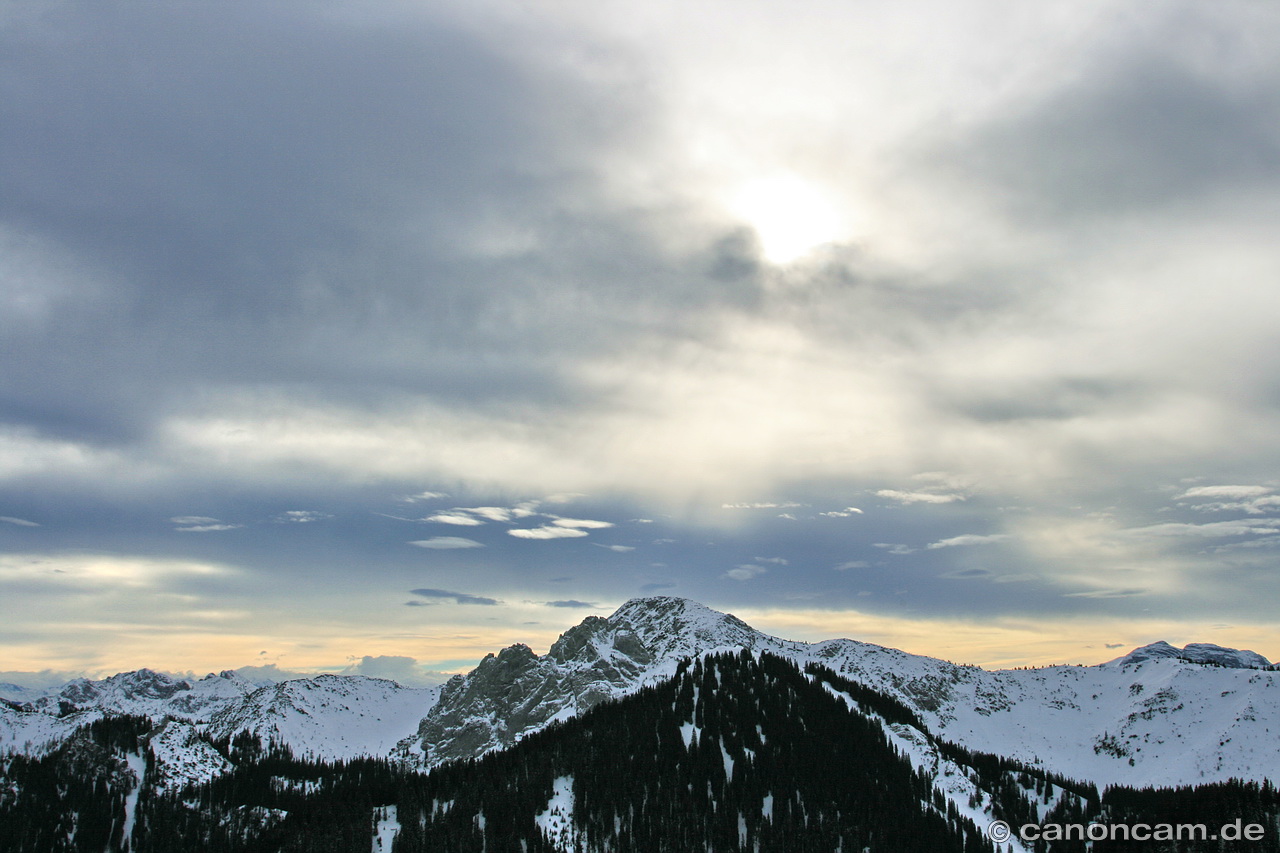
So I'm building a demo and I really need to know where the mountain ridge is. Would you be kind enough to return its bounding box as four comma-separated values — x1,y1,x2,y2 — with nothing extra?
3,596,1277,793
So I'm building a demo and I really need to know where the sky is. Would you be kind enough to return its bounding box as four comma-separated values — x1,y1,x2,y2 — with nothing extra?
3,0,1280,685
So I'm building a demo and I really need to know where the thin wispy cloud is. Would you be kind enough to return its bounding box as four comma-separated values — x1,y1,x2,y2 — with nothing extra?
275,511,331,524
408,537,484,550
171,516,243,532
927,534,1013,549
425,513,486,526
509,526,589,540
722,564,767,581
876,490,966,505
408,588,500,606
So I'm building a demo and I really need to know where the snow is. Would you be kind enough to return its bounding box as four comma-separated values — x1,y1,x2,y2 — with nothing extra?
206,676,441,761
372,805,400,853
535,775,576,852
5,596,1278,796
0,705,97,756
148,721,233,791
120,750,147,846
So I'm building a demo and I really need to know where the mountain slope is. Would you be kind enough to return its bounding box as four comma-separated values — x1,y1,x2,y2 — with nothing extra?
395,597,1280,790
205,675,439,761
3,597,1277,792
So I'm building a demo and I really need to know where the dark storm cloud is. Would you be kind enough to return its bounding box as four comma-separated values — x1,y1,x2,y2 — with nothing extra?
409,588,500,606
0,1,750,449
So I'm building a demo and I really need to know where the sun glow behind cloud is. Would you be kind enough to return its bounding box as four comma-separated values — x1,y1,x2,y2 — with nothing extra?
728,175,850,263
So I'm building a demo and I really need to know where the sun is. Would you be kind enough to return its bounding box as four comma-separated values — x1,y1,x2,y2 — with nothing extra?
728,174,848,264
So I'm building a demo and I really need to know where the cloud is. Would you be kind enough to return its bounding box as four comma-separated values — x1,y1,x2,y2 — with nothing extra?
833,561,869,571
754,556,788,565
408,588,500,606
0,516,39,527
425,513,486,526
926,533,1012,549
820,507,863,518
550,517,614,529
508,526,590,539
1122,520,1280,539
408,537,484,550
276,511,331,523
1179,485,1272,500
872,543,916,555
940,568,994,580
4,0,1280,669
1175,486,1280,515
404,491,448,502
875,490,966,505
1064,588,1147,599
722,563,767,581
171,516,243,532
339,654,448,687
545,599,598,608
593,544,635,552
460,506,513,522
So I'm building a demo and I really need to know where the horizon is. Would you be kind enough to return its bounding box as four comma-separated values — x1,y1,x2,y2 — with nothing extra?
1,595,1273,690
4,1,1280,679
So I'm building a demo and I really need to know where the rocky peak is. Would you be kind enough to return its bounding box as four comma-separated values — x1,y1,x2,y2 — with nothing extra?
1110,641,1271,669
608,596,765,659
102,668,191,700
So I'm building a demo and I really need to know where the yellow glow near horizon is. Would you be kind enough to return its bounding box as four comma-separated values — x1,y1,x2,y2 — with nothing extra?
734,606,1280,669
728,175,849,263
7,599,1280,679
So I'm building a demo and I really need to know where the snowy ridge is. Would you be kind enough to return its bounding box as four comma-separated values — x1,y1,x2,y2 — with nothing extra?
206,675,439,761
21,668,260,721
1106,640,1272,669
395,597,1280,789
4,597,1278,793
0,705,97,756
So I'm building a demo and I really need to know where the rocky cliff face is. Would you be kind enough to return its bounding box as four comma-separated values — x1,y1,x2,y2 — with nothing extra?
396,597,769,765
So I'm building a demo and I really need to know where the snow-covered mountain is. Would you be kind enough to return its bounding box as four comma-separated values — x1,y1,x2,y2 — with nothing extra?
16,668,263,720
1106,640,1272,669
393,597,1280,789
3,597,1277,793
205,674,439,760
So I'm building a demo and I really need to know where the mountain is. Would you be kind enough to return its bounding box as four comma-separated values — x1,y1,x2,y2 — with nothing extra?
394,597,1280,790
3,597,1278,793
204,675,439,761
21,668,260,720
8,652,1278,852
3,598,1280,851
1107,640,1272,669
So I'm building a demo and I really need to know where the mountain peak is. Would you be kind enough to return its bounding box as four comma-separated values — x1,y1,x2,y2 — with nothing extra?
1108,640,1271,669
